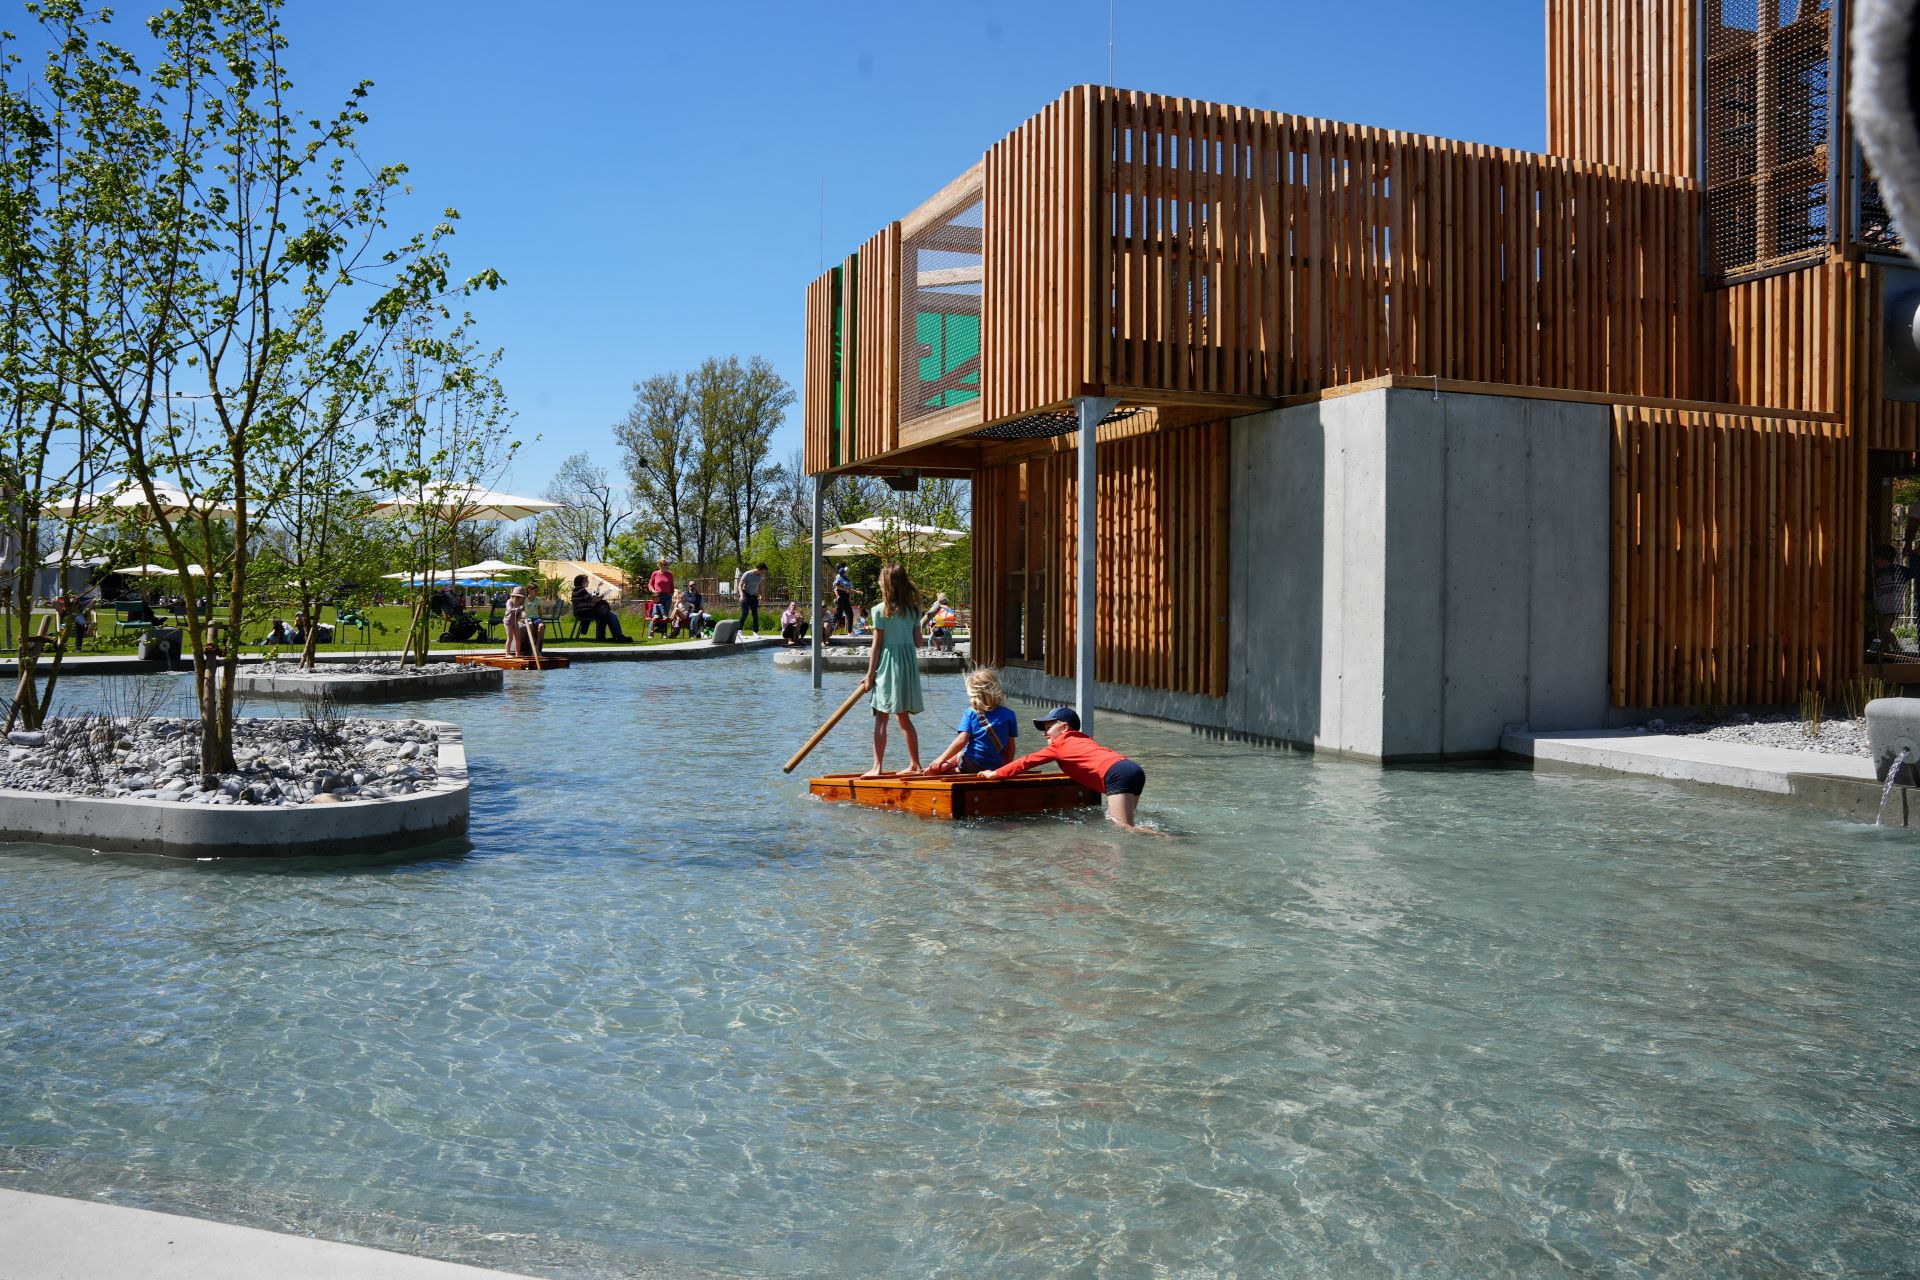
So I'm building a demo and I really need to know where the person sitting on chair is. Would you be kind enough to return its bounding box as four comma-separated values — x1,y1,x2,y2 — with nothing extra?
920,593,958,652
571,573,630,643
684,584,712,636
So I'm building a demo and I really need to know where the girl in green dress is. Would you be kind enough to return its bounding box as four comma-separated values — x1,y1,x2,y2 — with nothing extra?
858,561,926,776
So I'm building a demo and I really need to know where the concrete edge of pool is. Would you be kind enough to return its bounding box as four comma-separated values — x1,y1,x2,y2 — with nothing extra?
0,721,469,858
1500,729,1920,824
0,1187,539,1279
0,635,783,677
232,666,504,701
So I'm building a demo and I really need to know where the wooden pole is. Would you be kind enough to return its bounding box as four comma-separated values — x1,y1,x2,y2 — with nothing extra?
783,684,867,774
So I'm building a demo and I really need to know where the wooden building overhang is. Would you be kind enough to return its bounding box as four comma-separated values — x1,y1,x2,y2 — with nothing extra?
804,83,1707,480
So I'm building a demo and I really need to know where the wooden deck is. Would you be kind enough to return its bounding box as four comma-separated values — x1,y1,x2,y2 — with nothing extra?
453,654,571,671
809,771,1099,819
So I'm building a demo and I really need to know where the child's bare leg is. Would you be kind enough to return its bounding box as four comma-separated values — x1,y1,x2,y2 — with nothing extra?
1106,793,1139,829
860,711,888,777
897,712,921,772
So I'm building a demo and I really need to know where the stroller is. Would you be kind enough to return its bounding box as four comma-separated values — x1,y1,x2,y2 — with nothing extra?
429,589,492,643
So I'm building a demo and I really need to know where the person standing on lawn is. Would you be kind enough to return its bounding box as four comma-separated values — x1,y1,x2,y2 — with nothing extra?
649,559,675,622
738,562,767,634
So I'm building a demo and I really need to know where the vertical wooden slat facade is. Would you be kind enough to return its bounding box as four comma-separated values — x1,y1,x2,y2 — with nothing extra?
799,40,1906,713
1612,406,1852,708
1545,0,1697,179
852,228,900,464
972,419,1230,699
1094,94,1703,403
804,85,1709,473
983,88,1093,424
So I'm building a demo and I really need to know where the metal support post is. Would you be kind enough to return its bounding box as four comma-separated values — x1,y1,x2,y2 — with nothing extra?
1076,396,1116,732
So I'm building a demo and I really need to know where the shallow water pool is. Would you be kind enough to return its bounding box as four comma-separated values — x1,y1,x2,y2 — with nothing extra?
2,659,1917,1277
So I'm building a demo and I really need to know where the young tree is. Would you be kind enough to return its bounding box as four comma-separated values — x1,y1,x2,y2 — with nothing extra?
366,318,516,668
615,372,698,562
249,352,381,669
695,355,792,570
0,39,114,728
540,450,628,561
12,0,502,777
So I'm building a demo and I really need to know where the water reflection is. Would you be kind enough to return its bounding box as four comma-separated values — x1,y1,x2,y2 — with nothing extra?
4,661,1918,1279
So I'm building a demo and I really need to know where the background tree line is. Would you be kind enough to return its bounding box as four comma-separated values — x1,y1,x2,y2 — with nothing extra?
525,360,972,609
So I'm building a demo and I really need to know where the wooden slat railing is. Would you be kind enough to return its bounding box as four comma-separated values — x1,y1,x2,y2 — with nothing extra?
1093,90,1705,404
806,86,1709,475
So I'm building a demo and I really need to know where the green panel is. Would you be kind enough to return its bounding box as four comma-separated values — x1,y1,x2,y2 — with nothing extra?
914,311,981,410
829,266,843,470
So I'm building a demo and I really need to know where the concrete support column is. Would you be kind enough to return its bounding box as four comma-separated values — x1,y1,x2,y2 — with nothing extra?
1076,396,1116,731
810,474,827,690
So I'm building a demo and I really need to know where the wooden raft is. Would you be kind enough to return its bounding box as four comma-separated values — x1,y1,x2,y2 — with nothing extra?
454,654,570,671
809,771,1098,819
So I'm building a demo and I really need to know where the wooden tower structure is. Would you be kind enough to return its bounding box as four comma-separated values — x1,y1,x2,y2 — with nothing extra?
800,1,1916,738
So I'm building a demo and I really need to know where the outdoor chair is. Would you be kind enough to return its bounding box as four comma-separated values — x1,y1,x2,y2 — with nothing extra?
335,606,373,648
113,600,155,642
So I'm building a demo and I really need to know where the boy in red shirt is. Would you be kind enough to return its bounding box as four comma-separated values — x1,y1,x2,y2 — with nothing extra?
981,707,1147,830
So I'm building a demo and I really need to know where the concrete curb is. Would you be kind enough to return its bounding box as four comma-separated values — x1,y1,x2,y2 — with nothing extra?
1498,728,1913,821
0,1187,536,1279
773,648,966,674
232,667,502,701
0,720,469,858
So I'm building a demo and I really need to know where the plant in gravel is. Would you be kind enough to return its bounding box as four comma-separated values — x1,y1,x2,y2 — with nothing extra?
1842,677,1887,721
1800,689,1824,740
300,688,360,771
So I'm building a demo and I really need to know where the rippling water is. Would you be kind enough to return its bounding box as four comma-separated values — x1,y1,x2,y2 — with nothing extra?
2,660,1917,1278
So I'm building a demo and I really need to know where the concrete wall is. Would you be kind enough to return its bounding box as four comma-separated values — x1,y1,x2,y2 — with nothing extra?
1225,387,1611,758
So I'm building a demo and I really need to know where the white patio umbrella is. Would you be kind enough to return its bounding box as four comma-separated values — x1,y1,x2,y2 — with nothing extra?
454,559,535,575
114,563,206,576
370,484,560,524
820,517,966,558
380,568,494,582
370,484,561,607
52,480,237,522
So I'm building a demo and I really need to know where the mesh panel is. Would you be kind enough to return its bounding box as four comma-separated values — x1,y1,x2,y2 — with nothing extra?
899,186,983,426
1703,0,1833,277
970,407,1143,441
1858,152,1907,254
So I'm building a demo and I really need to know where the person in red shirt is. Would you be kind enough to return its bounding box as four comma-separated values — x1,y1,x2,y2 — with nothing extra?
647,559,675,634
981,706,1147,830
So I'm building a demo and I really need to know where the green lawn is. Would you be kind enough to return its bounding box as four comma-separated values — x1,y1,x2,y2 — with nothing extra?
65,602,760,657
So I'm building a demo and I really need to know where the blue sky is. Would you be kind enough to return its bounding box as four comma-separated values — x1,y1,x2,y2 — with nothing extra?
270,1,1548,493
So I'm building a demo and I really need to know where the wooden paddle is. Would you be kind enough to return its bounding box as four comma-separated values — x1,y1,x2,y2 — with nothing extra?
783,684,866,774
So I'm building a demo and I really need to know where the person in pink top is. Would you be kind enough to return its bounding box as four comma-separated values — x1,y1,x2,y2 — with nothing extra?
981,706,1147,830
648,559,675,621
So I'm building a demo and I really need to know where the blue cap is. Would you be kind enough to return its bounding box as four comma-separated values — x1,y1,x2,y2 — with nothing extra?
1034,707,1081,732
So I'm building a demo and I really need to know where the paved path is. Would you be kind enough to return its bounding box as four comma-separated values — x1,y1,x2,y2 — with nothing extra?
0,1188,539,1280
1502,728,1876,794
